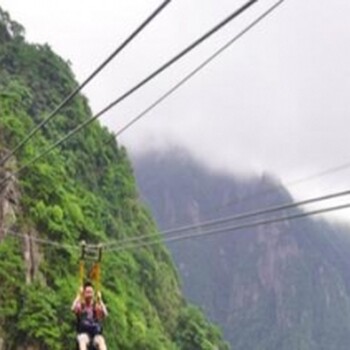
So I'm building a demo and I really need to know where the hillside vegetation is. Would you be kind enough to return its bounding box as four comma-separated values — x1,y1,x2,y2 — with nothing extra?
0,8,228,350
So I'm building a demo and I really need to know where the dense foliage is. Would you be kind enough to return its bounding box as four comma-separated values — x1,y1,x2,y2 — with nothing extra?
0,8,228,350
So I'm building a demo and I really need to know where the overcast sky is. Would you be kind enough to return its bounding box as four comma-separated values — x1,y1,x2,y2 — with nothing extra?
2,0,350,219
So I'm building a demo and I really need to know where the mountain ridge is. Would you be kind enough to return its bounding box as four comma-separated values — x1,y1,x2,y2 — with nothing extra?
132,147,350,350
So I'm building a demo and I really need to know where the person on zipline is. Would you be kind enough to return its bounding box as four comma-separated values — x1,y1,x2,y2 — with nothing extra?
72,281,108,350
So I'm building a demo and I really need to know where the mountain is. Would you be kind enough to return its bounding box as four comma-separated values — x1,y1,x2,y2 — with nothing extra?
0,8,229,350
132,148,350,350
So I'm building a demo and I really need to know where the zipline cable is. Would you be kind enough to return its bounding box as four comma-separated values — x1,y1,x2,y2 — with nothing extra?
3,196,350,259
103,187,350,248
0,0,257,189
203,163,350,219
113,0,285,139
107,202,350,252
5,230,79,250
162,189,350,234
0,0,172,167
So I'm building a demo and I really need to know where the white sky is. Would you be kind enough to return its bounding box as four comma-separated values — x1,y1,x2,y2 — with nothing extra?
2,0,350,219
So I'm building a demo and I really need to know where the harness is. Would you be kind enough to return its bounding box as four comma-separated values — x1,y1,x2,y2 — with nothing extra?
77,302,103,337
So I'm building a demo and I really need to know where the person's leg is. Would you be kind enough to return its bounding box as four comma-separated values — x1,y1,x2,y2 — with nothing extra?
93,335,107,350
77,333,90,350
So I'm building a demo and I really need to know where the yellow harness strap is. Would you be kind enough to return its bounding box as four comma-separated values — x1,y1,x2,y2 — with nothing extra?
89,262,101,300
78,242,103,302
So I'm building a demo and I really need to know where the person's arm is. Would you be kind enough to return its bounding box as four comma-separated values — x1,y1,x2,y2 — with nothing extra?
71,288,83,313
96,292,108,319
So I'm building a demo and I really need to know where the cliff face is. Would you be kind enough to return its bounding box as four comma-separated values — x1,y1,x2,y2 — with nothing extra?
132,148,350,350
0,161,41,287
0,154,19,236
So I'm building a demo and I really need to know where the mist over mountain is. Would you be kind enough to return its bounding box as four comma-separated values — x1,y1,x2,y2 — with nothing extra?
132,148,350,350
